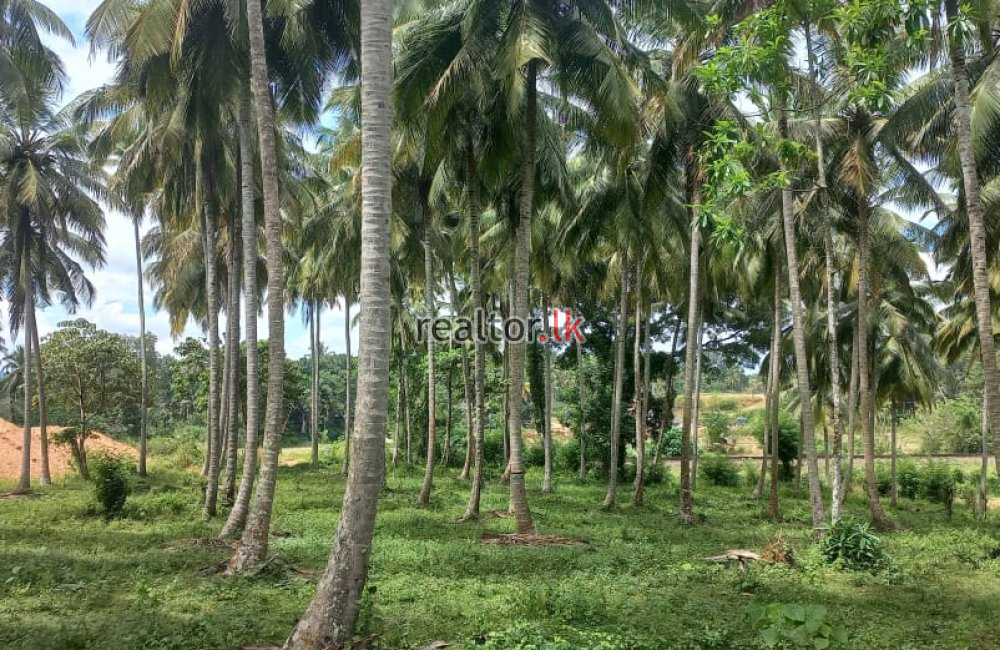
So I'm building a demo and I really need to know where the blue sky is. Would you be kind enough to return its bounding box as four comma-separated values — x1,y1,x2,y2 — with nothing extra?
31,1,357,359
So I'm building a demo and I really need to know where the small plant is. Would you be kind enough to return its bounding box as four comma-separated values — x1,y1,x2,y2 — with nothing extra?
820,518,887,572
92,452,132,520
748,603,848,648
703,411,730,444
700,453,740,487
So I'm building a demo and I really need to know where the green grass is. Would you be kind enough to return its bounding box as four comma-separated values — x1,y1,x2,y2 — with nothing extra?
3,459,1000,649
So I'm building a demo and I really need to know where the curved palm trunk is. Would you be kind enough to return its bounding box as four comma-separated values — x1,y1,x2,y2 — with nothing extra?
220,91,260,540
541,296,554,493
777,97,825,534
342,300,353,475
857,196,888,527
603,263,629,509
506,61,538,534
230,0,287,569
223,216,242,502
680,213,701,522
200,153,223,519
946,0,1000,473
576,337,588,480
133,219,149,479
281,0,392,642
16,284,33,494
418,204,437,503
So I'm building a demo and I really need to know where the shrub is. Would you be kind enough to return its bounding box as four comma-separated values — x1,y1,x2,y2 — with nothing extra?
659,426,682,458
752,410,799,479
820,518,887,572
523,443,546,468
700,453,740,487
92,452,132,520
703,411,730,444
913,398,980,454
742,459,760,488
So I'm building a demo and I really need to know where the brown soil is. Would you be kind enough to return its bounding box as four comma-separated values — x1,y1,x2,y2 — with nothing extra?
0,418,136,481
523,417,575,444
480,533,592,547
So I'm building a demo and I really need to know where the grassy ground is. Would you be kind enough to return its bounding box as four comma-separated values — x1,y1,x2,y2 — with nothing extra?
3,456,1000,649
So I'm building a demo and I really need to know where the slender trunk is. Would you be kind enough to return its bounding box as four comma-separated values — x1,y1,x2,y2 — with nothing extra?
462,138,486,519
691,322,704,491
505,61,537,533
200,151,223,519
453,274,474,481
980,390,989,516
16,282,33,493
342,300,353,476
777,96,825,534
30,302,49,486
542,296,554,493
282,0,392,640
400,315,412,465
603,263,629,509
839,316,861,509
751,362,771,501
576,337,588,480
635,298,651,506
857,195,889,527
947,0,1000,475
310,303,320,467
418,196,437,504
223,216,242,502
890,400,898,508
392,354,402,466
230,0,288,568
769,262,782,519
220,90,260,540
653,318,682,468
134,219,149,479
443,339,454,467
680,188,701,523
632,290,643,501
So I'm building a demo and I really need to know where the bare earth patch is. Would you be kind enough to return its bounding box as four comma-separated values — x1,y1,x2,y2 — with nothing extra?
0,417,137,481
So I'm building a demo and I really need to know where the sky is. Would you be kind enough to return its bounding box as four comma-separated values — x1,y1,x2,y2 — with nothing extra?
28,1,357,359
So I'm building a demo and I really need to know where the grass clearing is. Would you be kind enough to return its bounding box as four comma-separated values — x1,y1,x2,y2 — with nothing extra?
2,460,1000,649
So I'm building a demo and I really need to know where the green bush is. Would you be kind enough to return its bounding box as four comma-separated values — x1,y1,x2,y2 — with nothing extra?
700,453,740,487
92,452,132,520
820,518,887,572
703,411,730,444
752,410,798,479
742,459,760,488
659,426,682,458
523,443,546,468
912,399,981,454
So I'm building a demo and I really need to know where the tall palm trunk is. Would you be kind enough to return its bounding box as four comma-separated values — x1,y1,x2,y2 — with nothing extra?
980,390,989,515
777,96,825,533
506,60,538,534
752,351,773,501
282,0,392,641
223,216,242,502
856,195,888,527
946,0,1000,472
418,201,437,505
134,218,148,478
221,91,260,540
400,314,413,465
451,270,474,481
342,300,353,475
310,302,320,467
691,325,704,490
230,0,287,569
680,215,701,523
603,262,629,509
541,296,554,493
839,317,860,509
576,337,588,480
889,400,898,508
768,266,782,519
633,291,646,506
462,139,487,518
29,304,49,486
443,344,453,467
16,280,33,494
200,151,223,519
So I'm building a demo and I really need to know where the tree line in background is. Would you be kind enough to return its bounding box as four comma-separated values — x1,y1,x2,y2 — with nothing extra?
7,0,1000,646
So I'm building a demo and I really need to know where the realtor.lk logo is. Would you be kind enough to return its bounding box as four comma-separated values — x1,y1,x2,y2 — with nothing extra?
416,308,586,344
